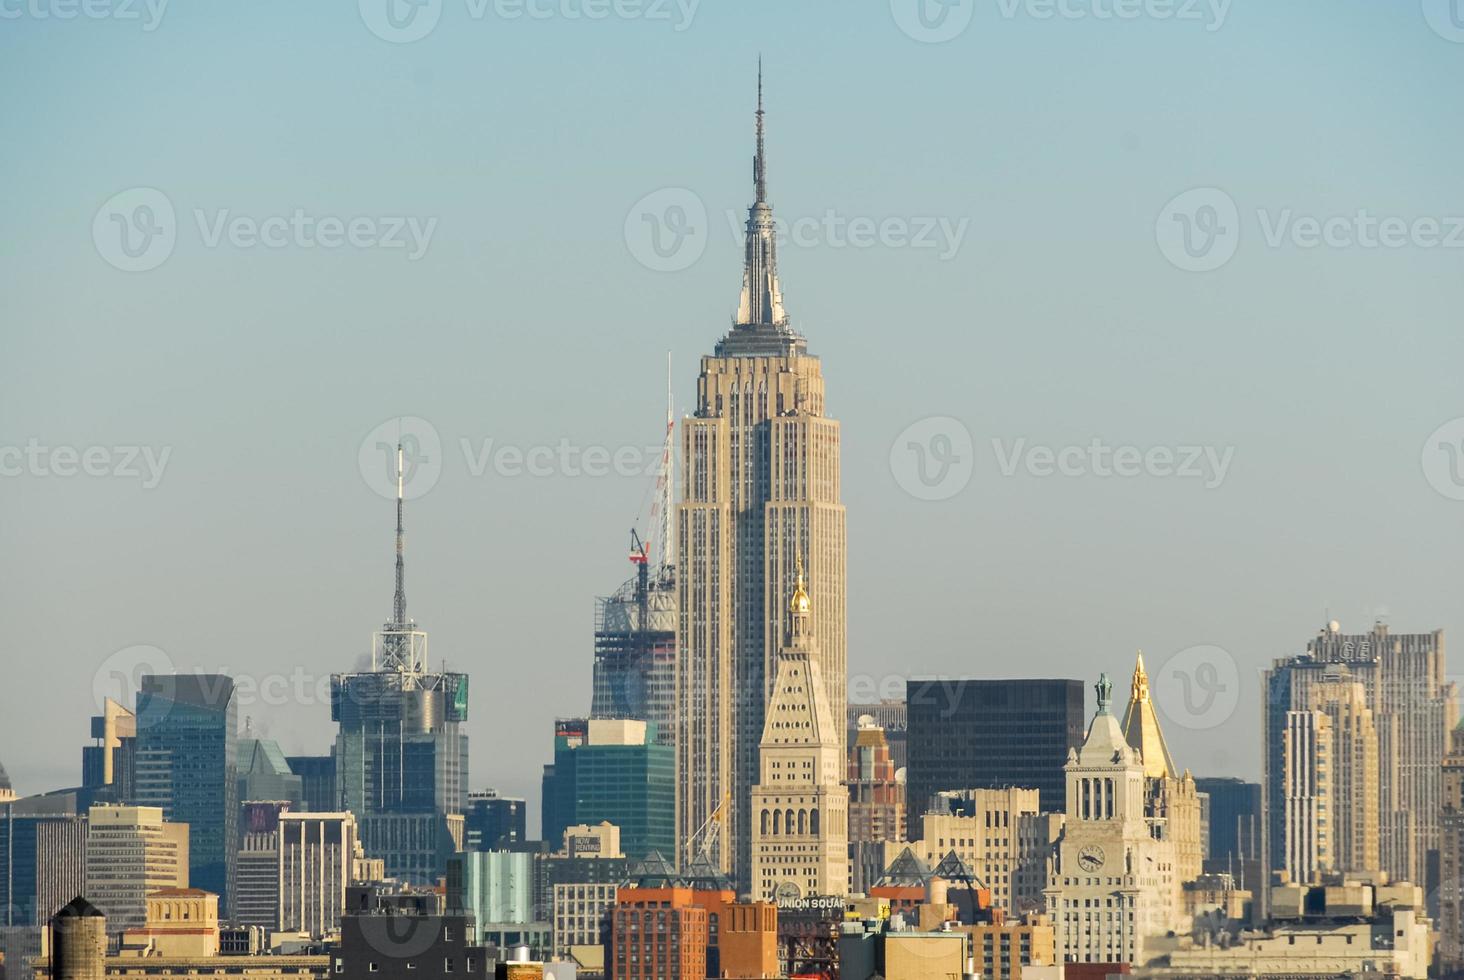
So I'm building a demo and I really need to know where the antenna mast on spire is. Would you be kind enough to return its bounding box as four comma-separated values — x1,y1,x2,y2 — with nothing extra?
754,56,767,204
393,442,407,626
376,437,426,677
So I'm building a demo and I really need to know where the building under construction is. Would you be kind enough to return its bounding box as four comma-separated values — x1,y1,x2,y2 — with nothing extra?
590,364,677,747
591,552,675,746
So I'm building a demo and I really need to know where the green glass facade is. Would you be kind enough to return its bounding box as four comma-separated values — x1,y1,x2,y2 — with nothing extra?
541,719,674,863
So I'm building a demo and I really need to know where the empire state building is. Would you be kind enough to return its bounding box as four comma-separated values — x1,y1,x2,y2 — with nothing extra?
676,68,847,887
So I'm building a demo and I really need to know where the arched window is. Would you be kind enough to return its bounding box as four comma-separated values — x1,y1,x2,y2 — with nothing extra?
785,809,795,836
761,809,770,836
798,809,807,835
773,809,781,835
810,808,820,835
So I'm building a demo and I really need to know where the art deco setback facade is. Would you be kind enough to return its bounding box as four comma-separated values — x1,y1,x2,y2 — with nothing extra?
677,73,846,888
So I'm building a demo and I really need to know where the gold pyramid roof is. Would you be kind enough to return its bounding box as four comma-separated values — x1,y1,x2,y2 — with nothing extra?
1120,651,1178,779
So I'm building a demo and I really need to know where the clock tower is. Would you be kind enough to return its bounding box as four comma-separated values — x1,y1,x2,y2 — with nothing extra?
1044,674,1185,967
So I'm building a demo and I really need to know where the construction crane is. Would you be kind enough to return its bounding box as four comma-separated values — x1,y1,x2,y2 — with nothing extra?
684,790,731,868
627,352,675,575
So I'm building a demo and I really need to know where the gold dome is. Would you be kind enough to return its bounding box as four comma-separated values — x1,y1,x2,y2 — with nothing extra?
790,557,811,614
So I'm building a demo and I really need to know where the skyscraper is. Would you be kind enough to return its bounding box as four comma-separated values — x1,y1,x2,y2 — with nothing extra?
592,560,676,745
1263,622,1454,900
331,444,469,883
905,678,1085,828
133,673,238,913
465,789,527,851
279,811,358,938
592,384,677,745
1439,724,1464,975
84,804,189,935
541,718,674,863
677,67,847,887
748,565,849,901
1194,777,1261,873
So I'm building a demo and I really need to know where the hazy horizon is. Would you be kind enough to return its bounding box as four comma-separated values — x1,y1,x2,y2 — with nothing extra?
5,0,1464,832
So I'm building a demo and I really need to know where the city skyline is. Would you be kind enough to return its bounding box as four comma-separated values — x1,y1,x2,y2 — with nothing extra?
6,1,1464,839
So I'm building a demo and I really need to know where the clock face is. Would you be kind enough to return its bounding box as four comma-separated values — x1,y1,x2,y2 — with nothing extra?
1077,845,1106,872
774,880,802,906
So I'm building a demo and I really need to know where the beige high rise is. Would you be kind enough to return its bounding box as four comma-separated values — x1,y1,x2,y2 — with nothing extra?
1300,667,1380,874
749,566,849,901
676,70,846,887
84,805,189,935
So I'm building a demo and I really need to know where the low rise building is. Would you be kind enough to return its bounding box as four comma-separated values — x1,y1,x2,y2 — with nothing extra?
1136,878,1431,978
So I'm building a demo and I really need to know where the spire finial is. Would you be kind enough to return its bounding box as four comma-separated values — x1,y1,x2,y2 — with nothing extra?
754,57,767,204
1096,673,1113,714
789,554,810,616
1133,650,1149,701
393,440,407,626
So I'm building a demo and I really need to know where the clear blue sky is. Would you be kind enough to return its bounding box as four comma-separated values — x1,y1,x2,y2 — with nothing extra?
4,0,1464,824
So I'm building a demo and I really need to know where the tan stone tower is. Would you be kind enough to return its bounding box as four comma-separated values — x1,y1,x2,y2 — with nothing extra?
676,67,847,887
749,564,849,901
1120,652,1204,886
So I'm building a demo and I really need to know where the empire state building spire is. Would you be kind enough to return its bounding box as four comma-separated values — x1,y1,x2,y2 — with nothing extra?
734,60,788,331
